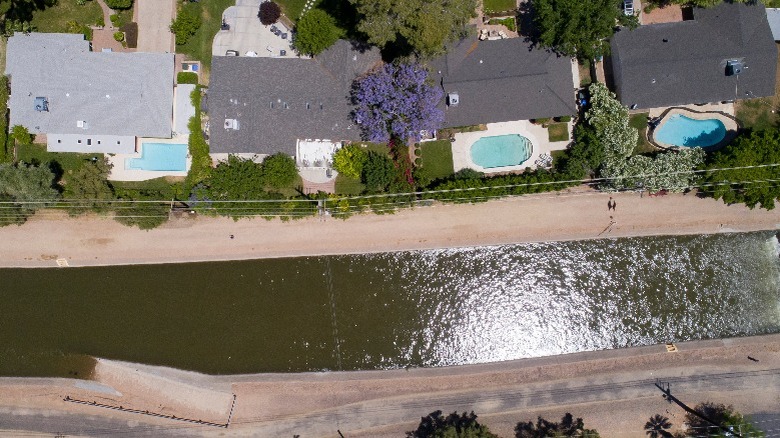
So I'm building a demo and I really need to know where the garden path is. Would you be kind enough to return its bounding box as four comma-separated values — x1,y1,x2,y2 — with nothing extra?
92,0,130,52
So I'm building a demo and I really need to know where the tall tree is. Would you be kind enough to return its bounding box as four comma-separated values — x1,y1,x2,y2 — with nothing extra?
407,410,499,438
684,402,764,437
515,413,600,437
583,83,703,191
63,157,114,214
0,162,59,211
704,129,780,210
350,0,476,56
293,9,342,56
532,0,636,60
644,414,673,438
352,63,443,143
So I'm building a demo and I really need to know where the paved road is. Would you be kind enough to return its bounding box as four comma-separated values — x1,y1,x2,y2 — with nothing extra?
136,0,174,53
226,368,780,437
2,368,779,437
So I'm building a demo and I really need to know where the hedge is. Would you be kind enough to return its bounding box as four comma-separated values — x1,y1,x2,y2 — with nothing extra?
185,86,212,190
0,77,9,163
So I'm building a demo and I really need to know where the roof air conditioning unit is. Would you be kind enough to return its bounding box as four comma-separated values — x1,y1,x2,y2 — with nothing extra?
447,92,459,107
224,118,239,130
726,60,742,76
34,97,48,112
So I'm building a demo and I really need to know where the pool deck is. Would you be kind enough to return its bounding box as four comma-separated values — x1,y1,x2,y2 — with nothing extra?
108,136,191,181
451,120,573,174
648,104,740,150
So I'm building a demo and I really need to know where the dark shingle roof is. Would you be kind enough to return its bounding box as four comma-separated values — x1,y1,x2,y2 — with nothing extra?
610,2,777,109
430,37,577,127
207,40,381,155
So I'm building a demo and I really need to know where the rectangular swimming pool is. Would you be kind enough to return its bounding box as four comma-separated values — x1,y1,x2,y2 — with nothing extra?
127,143,188,171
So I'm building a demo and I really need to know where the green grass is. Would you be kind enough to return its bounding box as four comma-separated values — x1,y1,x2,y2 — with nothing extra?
628,112,656,154
334,174,365,195
736,98,779,132
16,142,102,175
30,0,103,33
578,61,592,87
277,0,311,21
416,140,454,181
547,123,570,142
176,0,235,75
487,17,516,31
483,0,516,14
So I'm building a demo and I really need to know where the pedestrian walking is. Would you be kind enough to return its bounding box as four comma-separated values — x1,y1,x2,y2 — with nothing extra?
612,200,617,211
608,197,614,211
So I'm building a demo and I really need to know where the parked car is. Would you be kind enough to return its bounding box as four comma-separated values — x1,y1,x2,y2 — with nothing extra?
623,0,634,15
225,50,239,56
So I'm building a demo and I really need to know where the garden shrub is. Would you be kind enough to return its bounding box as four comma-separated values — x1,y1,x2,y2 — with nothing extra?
110,14,119,26
105,0,133,9
0,76,10,164
532,117,551,125
113,31,124,42
556,115,572,122
177,72,199,84
332,143,368,179
261,153,298,189
120,22,138,48
96,15,105,27
424,168,578,203
170,3,202,45
293,9,342,56
185,87,212,190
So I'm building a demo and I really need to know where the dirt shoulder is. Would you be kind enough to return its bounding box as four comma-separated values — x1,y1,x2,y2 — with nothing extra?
2,335,780,436
1,190,779,268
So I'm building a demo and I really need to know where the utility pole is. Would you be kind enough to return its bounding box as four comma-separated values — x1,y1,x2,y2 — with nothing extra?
654,380,741,437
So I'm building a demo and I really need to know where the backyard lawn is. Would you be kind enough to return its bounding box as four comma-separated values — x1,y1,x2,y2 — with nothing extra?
15,142,102,176
334,174,365,195
735,98,779,132
547,123,569,142
483,0,516,14
30,0,103,33
415,140,454,181
628,112,655,154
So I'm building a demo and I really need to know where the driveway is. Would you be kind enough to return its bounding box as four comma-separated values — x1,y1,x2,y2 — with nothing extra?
136,0,174,53
212,0,296,59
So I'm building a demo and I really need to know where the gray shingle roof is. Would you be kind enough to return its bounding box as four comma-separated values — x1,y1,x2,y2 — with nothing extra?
430,37,578,127
5,33,174,140
207,40,381,155
610,3,777,109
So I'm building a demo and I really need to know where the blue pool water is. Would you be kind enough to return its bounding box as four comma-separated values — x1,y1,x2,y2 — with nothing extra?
127,143,188,171
470,134,532,168
654,114,726,147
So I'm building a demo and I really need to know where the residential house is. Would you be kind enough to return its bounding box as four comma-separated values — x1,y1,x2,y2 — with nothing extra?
430,37,578,127
5,32,175,154
610,2,777,109
207,40,381,158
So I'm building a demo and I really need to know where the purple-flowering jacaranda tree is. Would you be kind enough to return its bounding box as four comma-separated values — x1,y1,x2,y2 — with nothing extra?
352,63,444,143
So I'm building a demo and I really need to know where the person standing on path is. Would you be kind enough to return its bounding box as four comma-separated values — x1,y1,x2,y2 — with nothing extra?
608,197,613,211
612,200,617,212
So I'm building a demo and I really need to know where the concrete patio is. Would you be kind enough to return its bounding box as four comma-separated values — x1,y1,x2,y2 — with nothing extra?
451,120,573,174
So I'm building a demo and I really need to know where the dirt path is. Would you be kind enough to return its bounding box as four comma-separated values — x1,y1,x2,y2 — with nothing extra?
0,190,778,268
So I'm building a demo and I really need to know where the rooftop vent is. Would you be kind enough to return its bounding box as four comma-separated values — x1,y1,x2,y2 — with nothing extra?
726,60,743,76
34,97,48,112
76,120,88,129
447,92,459,107
224,118,240,130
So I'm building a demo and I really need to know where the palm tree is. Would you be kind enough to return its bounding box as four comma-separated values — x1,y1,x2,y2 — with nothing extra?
645,414,673,438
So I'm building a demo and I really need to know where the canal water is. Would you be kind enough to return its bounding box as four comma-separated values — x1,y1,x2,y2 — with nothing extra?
1,231,779,377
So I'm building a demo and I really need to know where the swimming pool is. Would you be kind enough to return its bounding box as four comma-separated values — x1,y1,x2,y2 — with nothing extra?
654,114,726,148
127,143,188,171
470,134,532,168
